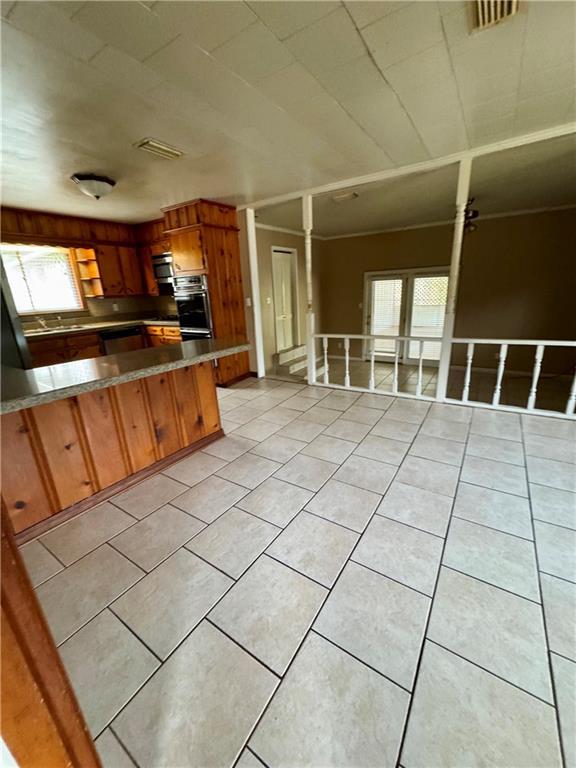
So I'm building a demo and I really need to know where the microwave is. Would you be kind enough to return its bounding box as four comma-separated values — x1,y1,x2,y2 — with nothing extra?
152,253,174,294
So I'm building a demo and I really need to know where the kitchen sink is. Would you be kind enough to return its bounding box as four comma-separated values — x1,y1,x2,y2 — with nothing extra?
26,324,87,335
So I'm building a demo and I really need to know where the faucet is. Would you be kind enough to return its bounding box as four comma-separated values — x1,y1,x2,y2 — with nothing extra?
36,316,48,330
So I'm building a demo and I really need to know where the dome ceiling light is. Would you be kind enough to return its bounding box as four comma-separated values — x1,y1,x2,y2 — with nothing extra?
70,173,116,200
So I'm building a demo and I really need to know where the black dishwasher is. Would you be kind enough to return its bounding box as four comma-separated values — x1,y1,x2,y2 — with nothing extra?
100,326,144,354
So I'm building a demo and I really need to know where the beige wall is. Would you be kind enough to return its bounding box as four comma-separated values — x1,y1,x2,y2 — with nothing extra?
317,208,576,373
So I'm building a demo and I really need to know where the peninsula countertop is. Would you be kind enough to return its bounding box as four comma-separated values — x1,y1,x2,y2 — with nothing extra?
1,338,250,414
23,318,181,339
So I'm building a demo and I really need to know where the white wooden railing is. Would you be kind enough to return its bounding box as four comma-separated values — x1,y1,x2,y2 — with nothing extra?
312,334,443,399
447,338,576,416
311,334,576,417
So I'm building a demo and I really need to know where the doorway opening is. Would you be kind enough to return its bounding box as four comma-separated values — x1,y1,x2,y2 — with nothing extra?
364,268,449,363
271,247,299,353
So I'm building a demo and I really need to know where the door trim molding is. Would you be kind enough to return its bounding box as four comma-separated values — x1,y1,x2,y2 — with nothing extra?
363,266,449,362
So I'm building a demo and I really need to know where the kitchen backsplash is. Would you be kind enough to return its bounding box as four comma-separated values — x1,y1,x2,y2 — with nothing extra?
20,295,177,330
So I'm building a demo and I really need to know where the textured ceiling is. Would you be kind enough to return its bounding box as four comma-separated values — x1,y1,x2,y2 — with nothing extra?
1,1,575,222
256,134,576,236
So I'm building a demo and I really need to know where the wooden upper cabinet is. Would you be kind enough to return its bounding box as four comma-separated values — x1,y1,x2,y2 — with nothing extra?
95,245,145,297
171,229,206,274
163,199,237,230
118,246,144,295
135,219,169,297
95,246,125,296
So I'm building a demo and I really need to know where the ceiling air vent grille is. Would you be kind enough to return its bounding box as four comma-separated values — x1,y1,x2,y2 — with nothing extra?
134,138,184,160
474,0,519,29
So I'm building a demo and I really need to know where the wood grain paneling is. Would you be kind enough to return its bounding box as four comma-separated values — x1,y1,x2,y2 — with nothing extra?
76,389,129,488
195,361,221,435
171,365,204,445
1,206,134,247
31,399,95,509
1,361,224,534
113,378,158,472
162,198,237,229
144,373,182,458
0,412,54,533
171,228,206,273
1,507,100,767
118,246,144,295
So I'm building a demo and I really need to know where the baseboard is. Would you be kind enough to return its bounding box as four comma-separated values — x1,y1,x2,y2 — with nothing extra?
219,372,255,387
15,429,224,545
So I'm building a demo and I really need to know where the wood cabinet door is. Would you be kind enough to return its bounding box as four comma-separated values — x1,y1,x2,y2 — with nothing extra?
1,412,54,532
139,247,160,296
95,246,124,296
118,247,144,295
171,229,206,274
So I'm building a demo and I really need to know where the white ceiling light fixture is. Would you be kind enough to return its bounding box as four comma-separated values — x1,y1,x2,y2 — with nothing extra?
70,173,116,200
134,137,184,160
474,0,519,30
332,190,359,204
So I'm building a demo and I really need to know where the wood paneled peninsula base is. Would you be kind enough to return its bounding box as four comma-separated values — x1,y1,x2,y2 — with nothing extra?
1,338,249,539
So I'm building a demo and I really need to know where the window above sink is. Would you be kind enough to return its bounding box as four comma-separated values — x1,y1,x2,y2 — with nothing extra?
1,243,84,314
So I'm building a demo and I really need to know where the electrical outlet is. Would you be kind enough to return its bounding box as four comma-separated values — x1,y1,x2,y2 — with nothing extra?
112,302,119,312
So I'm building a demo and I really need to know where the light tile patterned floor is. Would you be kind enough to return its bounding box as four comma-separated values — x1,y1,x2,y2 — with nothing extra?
19,377,576,768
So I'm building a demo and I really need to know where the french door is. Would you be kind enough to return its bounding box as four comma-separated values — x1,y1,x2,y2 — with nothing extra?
364,269,449,363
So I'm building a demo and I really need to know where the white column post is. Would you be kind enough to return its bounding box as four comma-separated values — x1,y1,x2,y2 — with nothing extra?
436,157,472,401
303,194,316,385
245,208,266,378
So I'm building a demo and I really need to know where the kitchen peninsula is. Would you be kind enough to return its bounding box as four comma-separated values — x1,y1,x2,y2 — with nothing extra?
1,337,249,539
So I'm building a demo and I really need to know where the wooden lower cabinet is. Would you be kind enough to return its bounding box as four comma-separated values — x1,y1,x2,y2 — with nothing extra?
1,361,221,534
144,325,182,347
214,350,251,386
27,332,103,367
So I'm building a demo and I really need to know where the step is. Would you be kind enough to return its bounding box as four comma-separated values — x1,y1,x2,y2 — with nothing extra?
277,356,324,376
277,345,307,365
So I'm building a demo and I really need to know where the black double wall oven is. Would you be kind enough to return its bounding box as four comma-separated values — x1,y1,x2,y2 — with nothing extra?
174,275,213,340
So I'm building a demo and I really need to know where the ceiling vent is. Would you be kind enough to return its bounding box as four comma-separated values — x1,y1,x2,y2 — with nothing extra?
134,138,184,160
474,0,519,29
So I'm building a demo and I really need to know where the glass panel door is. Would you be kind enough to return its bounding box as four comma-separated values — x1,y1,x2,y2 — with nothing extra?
367,277,404,356
407,275,448,361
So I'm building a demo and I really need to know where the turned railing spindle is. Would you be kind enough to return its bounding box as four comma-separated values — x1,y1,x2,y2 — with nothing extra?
416,340,424,397
492,343,508,406
344,337,351,388
462,342,474,402
527,345,544,411
323,336,329,385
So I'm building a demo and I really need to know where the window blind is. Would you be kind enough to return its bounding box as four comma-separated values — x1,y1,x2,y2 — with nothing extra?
370,278,403,354
1,245,83,314
408,276,448,360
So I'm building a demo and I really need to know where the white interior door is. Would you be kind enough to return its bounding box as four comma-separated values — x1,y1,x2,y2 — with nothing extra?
366,276,404,357
272,249,296,352
407,275,449,361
